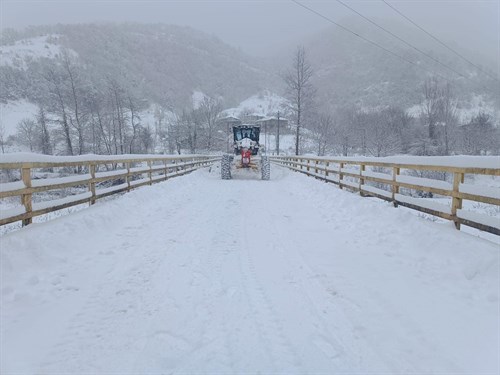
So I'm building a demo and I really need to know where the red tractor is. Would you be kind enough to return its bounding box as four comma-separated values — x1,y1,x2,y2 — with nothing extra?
221,125,270,180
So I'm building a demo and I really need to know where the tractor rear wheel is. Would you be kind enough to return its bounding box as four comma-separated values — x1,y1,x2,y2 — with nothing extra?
261,156,270,180
221,154,232,180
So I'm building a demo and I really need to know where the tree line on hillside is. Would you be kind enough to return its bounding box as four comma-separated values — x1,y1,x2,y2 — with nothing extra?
0,23,269,108
3,48,232,156
284,47,499,157
2,44,498,157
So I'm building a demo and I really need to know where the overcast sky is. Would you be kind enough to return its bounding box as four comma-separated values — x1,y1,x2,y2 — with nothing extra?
1,0,499,62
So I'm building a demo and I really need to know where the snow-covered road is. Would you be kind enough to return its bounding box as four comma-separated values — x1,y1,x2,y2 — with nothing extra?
1,166,499,374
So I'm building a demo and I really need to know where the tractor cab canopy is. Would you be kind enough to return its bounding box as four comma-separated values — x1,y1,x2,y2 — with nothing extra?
233,125,260,143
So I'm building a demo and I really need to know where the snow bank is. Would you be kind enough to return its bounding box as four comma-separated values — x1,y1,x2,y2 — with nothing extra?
276,155,500,169
460,183,500,199
0,205,25,221
458,209,500,229
395,193,452,214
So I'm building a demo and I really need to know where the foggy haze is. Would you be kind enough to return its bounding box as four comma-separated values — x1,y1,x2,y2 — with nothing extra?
1,0,499,63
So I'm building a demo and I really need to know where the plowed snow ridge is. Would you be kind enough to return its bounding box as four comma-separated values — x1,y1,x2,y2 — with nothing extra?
1,166,498,374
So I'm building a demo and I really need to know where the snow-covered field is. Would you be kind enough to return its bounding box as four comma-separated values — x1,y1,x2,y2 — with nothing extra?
223,90,289,118
1,165,499,373
0,35,65,69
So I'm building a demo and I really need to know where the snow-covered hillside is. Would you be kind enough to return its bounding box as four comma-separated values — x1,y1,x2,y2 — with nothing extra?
407,94,500,125
223,90,289,118
1,166,498,373
0,35,69,68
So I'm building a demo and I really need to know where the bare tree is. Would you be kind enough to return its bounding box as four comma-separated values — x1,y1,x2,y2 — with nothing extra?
366,112,400,157
44,66,73,155
16,119,37,152
37,106,51,155
333,107,357,156
0,124,7,153
420,77,441,143
437,83,457,155
127,95,141,154
284,46,315,155
62,50,86,155
311,113,334,156
197,96,222,151
108,79,128,154
138,125,154,153
88,91,112,155
460,112,497,155
383,106,413,154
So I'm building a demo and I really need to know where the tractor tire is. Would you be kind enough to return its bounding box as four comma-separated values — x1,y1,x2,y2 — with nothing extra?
221,154,232,180
261,156,270,180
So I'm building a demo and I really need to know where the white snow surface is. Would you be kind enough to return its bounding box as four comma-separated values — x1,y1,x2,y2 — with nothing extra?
0,35,65,69
1,166,499,374
223,90,289,118
0,100,39,137
278,154,500,169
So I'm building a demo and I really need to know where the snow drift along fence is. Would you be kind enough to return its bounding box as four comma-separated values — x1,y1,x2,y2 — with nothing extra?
270,156,500,235
0,155,220,227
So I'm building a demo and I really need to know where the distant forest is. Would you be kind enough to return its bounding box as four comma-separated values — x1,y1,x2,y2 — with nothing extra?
1,22,498,157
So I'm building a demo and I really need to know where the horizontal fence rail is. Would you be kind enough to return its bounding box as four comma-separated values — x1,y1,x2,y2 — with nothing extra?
270,156,500,235
0,155,220,227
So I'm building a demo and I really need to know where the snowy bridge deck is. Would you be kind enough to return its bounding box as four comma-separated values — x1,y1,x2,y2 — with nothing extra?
1,164,499,373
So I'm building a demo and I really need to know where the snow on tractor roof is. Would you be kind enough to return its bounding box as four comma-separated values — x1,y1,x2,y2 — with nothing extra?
234,124,260,128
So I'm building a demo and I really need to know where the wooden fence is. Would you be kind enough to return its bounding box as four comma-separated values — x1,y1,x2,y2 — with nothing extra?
0,155,220,227
270,156,500,235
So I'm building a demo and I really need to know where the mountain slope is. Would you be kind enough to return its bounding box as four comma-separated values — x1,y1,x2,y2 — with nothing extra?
271,18,499,115
0,23,277,108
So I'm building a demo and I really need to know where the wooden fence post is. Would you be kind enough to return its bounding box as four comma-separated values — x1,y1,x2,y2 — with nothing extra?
21,167,32,226
359,164,365,196
164,159,168,179
126,162,131,191
148,161,153,185
451,172,464,230
89,163,96,205
325,161,330,178
315,160,318,174
307,159,310,172
339,162,344,189
392,167,400,207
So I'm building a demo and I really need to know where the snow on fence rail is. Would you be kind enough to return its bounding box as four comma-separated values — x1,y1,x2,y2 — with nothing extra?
0,154,220,226
270,155,500,235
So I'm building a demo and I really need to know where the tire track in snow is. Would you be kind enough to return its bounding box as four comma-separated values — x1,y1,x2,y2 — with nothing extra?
234,183,303,373
252,181,389,372
38,181,211,373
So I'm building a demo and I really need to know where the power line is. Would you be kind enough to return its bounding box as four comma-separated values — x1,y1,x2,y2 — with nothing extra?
334,0,468,79
290,0,451,82
381,0,499,82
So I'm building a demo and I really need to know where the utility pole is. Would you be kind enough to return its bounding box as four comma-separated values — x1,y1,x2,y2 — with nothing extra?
276,111,280,155
265,121,268,155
